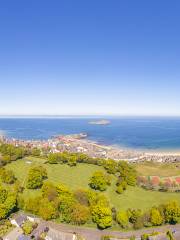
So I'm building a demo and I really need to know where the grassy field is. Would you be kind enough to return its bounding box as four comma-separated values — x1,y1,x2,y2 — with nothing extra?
134,161,180,177
5,157,180,211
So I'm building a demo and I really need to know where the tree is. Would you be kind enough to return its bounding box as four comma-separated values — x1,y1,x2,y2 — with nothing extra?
116,210,129,229
56,183,72,196
164,201,180,224
71,203,90,225
67,155,77,166
48,153,59,164
31,148,41,157
0,169,16,184
92,204,112,229
42,182,58,201
0,187,17,220
141,234,149,240
58,194,76,223
0,204,7,220
150,208,163,226
89,171,111,191
104,159,117,174
0,144,26,161
116,185,124,194
128,209,142,224
26,166,47,189
24,196,42,215
118,161,137,186
0,186,8,204
2,155,11,164
22,221,34,235
74,189,89,206
39,198,57,220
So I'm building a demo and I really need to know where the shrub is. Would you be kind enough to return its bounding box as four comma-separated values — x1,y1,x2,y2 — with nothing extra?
101,236,113,240
116,185,124,194
22,221,35,235
166,230,175,240
130,237,135,240
141,234,149,240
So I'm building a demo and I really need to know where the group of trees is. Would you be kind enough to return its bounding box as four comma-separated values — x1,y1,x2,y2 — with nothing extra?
0,143,41,166
48,152,137,195
20,176,180,230
22,181,113,228
0,185,17,220
0,168,16,184
115,200,180,230
1,144,180,232
26,166,48,189
0,143,27,165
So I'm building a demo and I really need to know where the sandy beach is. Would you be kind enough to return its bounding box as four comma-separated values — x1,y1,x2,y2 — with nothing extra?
2,132,180,163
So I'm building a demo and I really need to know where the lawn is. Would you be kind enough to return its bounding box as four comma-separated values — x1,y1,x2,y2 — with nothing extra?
5,158,180,211
134,161,180,177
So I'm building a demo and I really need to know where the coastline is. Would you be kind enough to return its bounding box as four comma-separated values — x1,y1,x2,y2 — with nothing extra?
2,132,180,163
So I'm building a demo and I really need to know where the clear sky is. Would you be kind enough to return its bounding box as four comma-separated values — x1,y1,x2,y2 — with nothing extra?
0,0,180,116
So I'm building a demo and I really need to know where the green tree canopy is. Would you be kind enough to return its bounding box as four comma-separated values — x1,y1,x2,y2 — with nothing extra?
89,171,111,191
92,204,112,229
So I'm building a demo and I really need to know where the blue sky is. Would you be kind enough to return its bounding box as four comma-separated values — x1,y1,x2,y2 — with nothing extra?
0,0,180,116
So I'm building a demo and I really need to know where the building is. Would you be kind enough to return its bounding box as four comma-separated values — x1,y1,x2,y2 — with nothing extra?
10,214,27,227
45,227,76,240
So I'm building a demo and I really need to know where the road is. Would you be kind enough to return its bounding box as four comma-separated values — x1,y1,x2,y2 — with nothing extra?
3,227,23,240
48,222,180,240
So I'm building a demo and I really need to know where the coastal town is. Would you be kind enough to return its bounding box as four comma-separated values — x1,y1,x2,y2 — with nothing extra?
1,133,180,163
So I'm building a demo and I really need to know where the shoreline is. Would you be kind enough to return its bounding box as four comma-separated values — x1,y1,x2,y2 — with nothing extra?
2,133,180,162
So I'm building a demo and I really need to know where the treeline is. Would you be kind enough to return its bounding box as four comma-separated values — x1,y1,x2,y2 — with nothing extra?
19,180,180,230
0,143,41,166
115,200,180,230
20,181,114,228
48,152,137,194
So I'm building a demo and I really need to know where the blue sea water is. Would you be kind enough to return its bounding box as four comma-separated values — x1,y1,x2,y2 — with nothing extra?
0,117,180,151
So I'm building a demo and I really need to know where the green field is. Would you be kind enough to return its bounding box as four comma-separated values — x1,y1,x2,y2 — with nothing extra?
134,161,180,177
5,157,180,211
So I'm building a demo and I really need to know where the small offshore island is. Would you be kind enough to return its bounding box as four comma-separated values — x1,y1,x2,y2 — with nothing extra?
89,119,110,125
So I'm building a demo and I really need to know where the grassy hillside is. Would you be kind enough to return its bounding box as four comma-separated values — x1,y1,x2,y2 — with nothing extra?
134,161,180,177
5,157,180,211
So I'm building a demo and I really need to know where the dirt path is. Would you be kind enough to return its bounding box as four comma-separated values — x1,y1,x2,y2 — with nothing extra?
47,222,180,240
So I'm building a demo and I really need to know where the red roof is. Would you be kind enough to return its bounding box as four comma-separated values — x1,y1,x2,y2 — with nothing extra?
175,177,180,184
151,176,160,185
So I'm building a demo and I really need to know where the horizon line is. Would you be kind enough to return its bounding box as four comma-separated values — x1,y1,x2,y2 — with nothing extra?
1,114,180,118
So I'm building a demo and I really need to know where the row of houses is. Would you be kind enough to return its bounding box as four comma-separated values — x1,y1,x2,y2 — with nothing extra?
3,213,78,240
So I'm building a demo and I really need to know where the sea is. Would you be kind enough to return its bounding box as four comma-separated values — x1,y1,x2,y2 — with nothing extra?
1,117,180,151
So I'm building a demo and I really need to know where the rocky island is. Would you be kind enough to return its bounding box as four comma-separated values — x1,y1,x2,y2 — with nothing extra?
89,119,110,125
